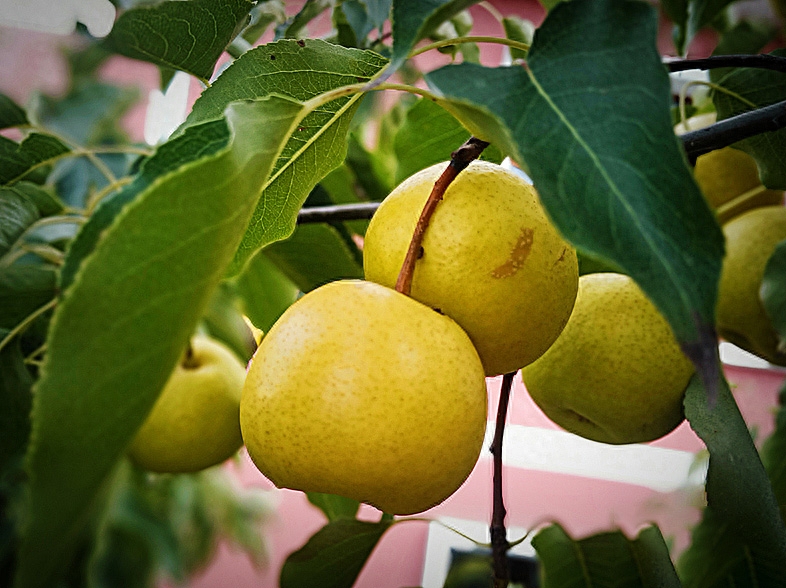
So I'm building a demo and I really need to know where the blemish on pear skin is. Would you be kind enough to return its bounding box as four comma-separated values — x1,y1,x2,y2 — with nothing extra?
552,247,568,267
491,228,534,278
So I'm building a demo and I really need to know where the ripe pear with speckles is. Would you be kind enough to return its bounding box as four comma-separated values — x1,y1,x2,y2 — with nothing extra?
363,160,579,376
240,280,487,515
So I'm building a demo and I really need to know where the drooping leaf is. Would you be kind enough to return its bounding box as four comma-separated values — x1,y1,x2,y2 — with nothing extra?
306,492,361,522
0,265,57,330
274,0,331,40
59,119,231,292
0,133,70,186
0,338,33,477
502,15,533,61
103,0,253,83
678,374,786,586
0,94,29,130
340,0,392,46
532,523,681,588
0,186,41,258
425,0,724,386
15,96,306,588
233,250,299,333
713,49,786,190
280,518,392,588
388,0,482,73
761,240,786,355
179,39,388,275
393,97,503,185
241,0,287,45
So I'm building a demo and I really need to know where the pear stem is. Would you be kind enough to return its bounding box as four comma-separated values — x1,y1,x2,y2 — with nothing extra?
182,339,199,370
394,136,490,296
490,371,516,587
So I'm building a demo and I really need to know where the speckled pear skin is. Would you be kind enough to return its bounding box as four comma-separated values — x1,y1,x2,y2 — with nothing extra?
240,280,488,515
363,160,578,376
522,273,695,445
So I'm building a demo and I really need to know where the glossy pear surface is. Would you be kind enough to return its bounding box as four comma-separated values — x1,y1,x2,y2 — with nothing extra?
522,273,694,445
363,161,578,376
718,205,786,366
129,334,246,472
240,280,488,515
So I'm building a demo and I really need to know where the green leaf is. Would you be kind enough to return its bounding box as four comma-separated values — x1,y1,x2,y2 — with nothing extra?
13,182,63,218
179,39,388,275
761,384,786,522
103,0,253,83
532,523,681,588
263,223,363,292
501,16,533,61
393,97,503,185
306,493,361,522
0,94,29,130
200,282,256,363
713,49,786,190
666,0,736,55
0,186,41,258
233,250,299,333
425,0,724,378
388,0,482,72
280,518,392,588
274,0,331,40
678,374,786,586
341,0,392,45
761,240,786,357
60,119,231,292
0,133,70,186
0,265,57,331
15,96,306,588
0,338,33,477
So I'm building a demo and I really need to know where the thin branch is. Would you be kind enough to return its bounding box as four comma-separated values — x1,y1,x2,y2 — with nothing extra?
297,201,380,224
664,53,786,75
394,137,490,296
680,99,786,163
490,372,516,588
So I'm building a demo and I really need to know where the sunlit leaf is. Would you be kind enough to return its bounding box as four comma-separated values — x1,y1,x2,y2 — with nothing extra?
280,518,392,588
425,0,724,387
104,0,253,82
15,96,305,588
180,39,387,275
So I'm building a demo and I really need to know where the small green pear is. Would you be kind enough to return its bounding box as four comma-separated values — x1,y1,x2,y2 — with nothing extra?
240,280,488,515
363,160,578,377
128,334,246,473
521,273,694,445
717,205,786,366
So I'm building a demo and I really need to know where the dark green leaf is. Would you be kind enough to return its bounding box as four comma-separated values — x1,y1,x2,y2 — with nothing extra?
0,186,40,258
179,39,388,275
425,0,724,372
37,81,138,146
393,97,502,185
346,133,392,202
713,49,786,190
678,374,786,586
60,119,230,292
242,0,287,45
0,338,33,477
306,493,360,522
388,0,482,72
264,223,363,292
12,182,63,217
280,518,392,588
533,523,680,588
0,94,28,130
761,240,786,357
0,133,70,186
233,250,298,332
0,265,57,330
15,96,306,588
666,0,736,55
341,0,392,45
761,384,786,522
104,0,253,82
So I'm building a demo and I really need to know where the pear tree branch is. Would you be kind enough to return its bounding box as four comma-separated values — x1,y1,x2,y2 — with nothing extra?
490,371,516,588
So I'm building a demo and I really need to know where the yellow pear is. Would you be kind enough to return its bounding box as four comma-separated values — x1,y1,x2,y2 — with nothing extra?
717,205,786,366
363,160,578,377
128,334,246,473
676,113,783,223
521,273,694,445
240,280,487,515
